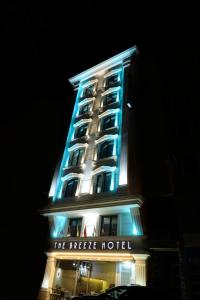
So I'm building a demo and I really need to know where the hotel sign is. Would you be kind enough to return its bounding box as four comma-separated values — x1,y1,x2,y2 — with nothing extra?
53,240,134,251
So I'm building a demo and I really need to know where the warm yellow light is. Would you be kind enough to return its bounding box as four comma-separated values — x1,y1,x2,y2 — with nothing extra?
48,252,134,262
41,277,48,289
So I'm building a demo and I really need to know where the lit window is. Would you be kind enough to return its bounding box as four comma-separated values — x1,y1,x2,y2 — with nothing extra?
79,103,90,115
98,140,114,159
75,123,88,139
93,172,112,193
69,148,84,166
67,218,82,237
101,114,116,131
100,215,117,236
64,178,78,197
103,93,117,106
82,84,95,98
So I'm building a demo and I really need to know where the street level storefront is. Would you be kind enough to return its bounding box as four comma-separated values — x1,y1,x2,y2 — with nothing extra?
39,236,149,300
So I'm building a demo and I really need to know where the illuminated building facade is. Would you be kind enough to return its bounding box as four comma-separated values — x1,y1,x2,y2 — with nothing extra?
39,46,149,300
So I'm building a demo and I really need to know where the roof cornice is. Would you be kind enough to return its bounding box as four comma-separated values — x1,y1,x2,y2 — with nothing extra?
69,45,138,86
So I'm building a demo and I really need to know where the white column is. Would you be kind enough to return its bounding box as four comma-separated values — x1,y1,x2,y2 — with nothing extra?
133,254,149,286
41,254,57,299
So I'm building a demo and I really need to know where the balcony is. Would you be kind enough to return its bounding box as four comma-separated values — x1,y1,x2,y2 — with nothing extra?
96,127,119,139
62,165,83,177
93,156,117,170
74,112,92,123
69,136,88,148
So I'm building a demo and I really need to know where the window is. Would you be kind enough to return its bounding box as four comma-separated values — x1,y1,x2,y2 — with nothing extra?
103,93,117,106
82,85,95,98
64,178,78,197
100,215,117,236
68,148,84,166
106,74,119,87
98,140,114,159
94,172,112,193
75,123,88,138
67,218,82,237
79,103,90,115
101,114,116,131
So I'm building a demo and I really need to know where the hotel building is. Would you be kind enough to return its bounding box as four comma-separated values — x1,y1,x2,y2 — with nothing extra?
39,46,149,300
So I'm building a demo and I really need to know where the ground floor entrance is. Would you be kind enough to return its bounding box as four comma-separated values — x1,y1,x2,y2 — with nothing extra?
38,251,149,300
53,260,135,296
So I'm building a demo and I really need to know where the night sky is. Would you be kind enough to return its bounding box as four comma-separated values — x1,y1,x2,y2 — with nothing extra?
1,2,200,299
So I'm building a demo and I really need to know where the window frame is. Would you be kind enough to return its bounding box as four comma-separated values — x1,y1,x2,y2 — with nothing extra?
98,140,114,160
103,92,118,106
68,148,84,167
73,119,92,140
101,87,121,108
98,109,120,132
79,102,91,116
81,81,97,98
105,73,120,87
77,97,95,117
91,166,116,194
103,69,121,89
74,123,88,139
93,171,112,194
67,217,82,237
101,114,116,131
100,215,118,236
94,134,118,161
63,177,79,198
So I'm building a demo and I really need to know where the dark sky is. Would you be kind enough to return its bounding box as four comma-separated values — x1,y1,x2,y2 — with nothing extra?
1,1,200,299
